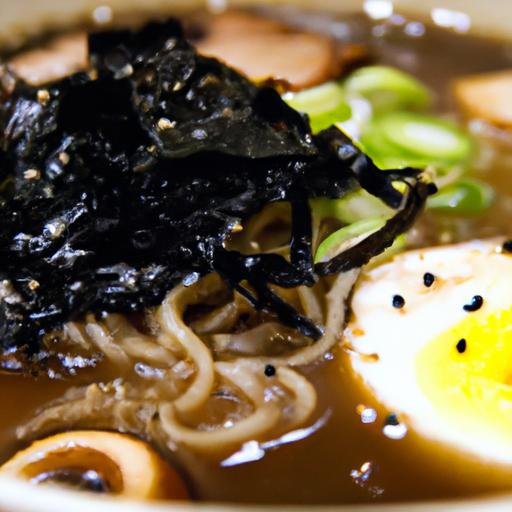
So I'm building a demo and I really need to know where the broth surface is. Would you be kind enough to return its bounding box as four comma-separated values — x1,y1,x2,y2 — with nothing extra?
2,8,512,505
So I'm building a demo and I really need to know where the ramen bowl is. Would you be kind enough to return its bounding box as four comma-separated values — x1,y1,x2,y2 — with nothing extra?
1,1,512,511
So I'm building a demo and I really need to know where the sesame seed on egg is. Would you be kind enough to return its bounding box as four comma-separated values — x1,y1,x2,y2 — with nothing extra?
423,272,435,287
456,338,467,354
392,295,405,309
463,295,484,312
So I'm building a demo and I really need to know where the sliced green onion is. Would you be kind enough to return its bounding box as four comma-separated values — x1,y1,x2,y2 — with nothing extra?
284,82,347,117
377,112,473,163
309,109,353,134
344,65,431,112
360,122,434,170
427,178,495,215
284,82,351,133
360,111,473,170
311,190,391,225
315,218,386,263
315,217,406,265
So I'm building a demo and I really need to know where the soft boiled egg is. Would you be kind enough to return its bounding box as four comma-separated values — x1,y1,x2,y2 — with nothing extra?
345,238,512,464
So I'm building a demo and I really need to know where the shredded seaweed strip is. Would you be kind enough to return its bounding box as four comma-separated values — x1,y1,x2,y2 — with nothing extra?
0,20,430,362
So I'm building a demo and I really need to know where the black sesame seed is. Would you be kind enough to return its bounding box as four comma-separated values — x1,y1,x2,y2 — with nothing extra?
463,295,483,312
503,240,512,253
385,413,400,426
392,295,405,309
423,272,435,288
456,338,467,354
264,364,276,377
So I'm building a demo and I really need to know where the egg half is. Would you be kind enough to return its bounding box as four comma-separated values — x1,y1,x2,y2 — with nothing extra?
345,238,512,463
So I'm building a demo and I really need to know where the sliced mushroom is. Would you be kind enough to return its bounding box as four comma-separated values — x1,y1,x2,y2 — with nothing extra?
9,32,87,86
0,431,189,500
196,11,367,91
454,70,512,129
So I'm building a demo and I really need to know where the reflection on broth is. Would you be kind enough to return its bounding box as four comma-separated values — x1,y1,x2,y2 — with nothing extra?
1,6,512,506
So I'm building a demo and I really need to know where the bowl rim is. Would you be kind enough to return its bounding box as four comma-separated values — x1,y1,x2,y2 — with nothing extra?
2,475,512,512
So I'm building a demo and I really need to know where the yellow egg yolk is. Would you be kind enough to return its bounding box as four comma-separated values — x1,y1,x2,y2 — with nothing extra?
417,307,512,449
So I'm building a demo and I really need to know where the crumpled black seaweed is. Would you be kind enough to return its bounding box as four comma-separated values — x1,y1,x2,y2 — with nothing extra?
90,20,316,159
0,20,430,363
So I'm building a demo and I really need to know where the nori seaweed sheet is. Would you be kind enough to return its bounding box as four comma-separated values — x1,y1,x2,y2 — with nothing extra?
0,20,429,364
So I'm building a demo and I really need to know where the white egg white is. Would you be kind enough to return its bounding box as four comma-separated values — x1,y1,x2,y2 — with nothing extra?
345,238,512,463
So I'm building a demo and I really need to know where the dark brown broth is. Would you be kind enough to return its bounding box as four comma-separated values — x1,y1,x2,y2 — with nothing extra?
2,8,512,505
